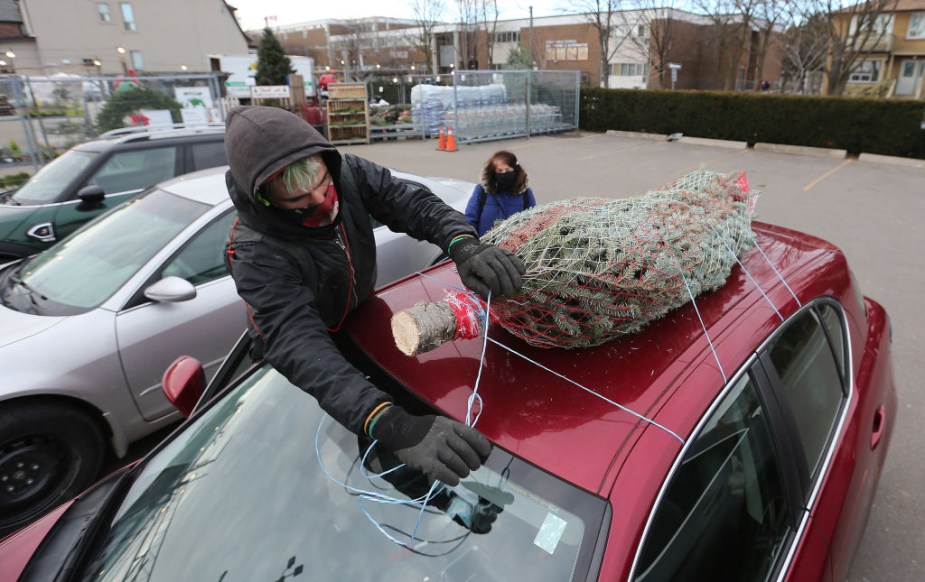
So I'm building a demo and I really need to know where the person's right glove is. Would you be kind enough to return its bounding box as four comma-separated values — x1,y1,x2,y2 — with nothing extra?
369,405,492,486
449,237,525,300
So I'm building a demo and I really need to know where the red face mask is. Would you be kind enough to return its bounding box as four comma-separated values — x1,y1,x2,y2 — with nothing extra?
284,183,340,227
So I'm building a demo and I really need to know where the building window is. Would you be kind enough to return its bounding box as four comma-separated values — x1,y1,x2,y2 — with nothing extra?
909,13,925,39
130,49,144,71
545,41,589,62
97,3,112,22
612,62,648,76
120,2,137,32
848,59,881,83
494,31,520,43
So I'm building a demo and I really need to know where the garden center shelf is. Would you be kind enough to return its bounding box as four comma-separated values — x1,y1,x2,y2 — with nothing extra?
326,83,369,145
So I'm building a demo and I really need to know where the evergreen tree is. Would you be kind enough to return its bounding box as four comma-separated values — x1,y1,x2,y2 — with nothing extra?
256,27,295,86
505,45,534,70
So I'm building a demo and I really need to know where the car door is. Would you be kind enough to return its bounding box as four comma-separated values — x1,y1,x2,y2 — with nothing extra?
53,145,181,243
756,301,864,582
187,139,228,172
632,301,855,582
114,210,247,421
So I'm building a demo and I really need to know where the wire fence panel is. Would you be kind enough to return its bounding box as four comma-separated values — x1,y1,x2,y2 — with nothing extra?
0,73,227,166
397,70,579,143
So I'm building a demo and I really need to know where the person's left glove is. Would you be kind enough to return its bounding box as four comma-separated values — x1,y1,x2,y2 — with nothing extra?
450,237,525,299
370,405,492,486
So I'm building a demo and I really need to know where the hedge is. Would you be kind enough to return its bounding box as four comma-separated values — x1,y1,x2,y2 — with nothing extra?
579,88,925,160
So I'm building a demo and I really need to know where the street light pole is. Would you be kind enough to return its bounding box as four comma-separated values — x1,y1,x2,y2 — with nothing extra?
116,46,128,74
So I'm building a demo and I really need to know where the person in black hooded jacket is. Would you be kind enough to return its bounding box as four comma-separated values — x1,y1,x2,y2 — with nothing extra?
223,106,524,487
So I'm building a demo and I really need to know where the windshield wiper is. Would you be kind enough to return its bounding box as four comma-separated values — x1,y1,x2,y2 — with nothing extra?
10,272,48,302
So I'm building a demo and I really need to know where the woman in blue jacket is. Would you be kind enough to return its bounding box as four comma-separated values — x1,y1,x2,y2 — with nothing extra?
465,150,537,237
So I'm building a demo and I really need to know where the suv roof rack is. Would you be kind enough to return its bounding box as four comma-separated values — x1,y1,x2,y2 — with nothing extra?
100,123,226,140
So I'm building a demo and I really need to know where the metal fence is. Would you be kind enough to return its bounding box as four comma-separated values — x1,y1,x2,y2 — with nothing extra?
0,73,228,171
364,70,580,144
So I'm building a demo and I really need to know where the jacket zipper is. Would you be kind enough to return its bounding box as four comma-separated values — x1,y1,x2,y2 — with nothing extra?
328,225,355,332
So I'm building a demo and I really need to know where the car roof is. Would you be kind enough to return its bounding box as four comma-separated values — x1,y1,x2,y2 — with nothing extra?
73,126,225,153
345,222,848,496
155,166,231,206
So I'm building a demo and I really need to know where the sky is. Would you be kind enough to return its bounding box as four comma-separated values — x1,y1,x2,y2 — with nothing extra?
230,0,569,31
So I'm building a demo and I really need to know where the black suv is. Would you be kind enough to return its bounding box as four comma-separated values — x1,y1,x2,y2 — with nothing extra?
0,126,227,261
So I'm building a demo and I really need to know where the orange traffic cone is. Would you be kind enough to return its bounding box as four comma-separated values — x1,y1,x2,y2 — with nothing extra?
444,126,458,152
436,126,447,151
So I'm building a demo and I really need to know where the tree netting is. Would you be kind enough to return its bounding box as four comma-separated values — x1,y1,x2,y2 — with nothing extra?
392,169,758,355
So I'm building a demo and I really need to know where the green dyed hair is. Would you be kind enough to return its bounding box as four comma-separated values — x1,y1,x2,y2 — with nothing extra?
266,154,324,196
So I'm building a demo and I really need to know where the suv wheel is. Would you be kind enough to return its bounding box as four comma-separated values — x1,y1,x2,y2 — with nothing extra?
0,401,105,535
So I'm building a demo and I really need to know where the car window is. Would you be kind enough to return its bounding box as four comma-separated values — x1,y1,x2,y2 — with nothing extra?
766,304,846,480
161,210,236,285
9,190,208,315
81,365,607,581
10,149,97,205
634,373,793,581
190,140,227,171
86,147,178,194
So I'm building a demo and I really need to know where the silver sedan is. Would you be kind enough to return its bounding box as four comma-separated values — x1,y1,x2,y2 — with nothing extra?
0,165,473,534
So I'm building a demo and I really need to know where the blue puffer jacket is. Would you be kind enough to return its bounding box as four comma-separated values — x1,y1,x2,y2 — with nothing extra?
464,184,537,236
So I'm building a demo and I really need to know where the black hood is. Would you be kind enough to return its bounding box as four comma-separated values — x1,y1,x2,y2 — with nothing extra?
225,105,342,237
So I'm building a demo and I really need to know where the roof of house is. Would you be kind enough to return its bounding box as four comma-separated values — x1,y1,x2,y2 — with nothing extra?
0,0,22,23
892,0,925,11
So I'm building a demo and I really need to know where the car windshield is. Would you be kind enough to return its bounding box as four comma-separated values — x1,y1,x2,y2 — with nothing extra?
10,149,97,205
79,365,607,581
3,190,207,315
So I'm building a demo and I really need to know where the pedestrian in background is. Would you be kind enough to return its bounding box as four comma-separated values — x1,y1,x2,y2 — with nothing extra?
465,150,537,237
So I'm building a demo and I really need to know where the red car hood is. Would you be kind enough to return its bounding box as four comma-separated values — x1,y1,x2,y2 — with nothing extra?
0,501,73,582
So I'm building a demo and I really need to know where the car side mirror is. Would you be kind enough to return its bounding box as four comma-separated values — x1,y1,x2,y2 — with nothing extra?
162,355,205,417
144,276,196,303
77,185,106,205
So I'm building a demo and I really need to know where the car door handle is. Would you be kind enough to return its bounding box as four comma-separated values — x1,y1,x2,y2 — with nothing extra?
870,404,886,450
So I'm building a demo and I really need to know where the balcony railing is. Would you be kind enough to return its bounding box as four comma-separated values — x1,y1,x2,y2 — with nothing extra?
853,32,894,52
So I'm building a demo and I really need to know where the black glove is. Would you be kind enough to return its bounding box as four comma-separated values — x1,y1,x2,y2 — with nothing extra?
450,237,525,300
370,405,492,486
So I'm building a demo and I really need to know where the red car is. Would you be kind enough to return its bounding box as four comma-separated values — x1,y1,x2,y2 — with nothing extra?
0,221,895,581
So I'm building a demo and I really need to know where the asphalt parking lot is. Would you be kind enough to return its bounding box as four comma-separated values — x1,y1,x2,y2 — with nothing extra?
342,131,925,582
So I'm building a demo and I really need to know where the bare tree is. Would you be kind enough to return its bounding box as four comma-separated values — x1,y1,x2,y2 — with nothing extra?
454,0,482,69
621,1,681,89
575,0,633,88
408,0,446,73
476,0,500,68
793,0,899,95
695,0,762,90
779,5,829,93
751,0,790,89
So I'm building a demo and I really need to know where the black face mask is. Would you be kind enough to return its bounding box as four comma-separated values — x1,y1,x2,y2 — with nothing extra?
495,172,516,190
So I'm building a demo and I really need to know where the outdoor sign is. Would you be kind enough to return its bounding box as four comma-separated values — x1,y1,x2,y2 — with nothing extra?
180,107,210,127
174,87,220,124
251,85,291,99
174,87,214,109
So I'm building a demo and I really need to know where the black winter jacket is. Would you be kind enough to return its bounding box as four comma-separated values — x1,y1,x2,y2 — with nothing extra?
223,106,475,434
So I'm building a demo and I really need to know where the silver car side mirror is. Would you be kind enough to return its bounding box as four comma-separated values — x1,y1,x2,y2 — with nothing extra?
144,276,197,303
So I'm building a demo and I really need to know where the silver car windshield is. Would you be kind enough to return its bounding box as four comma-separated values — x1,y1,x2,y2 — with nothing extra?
80,365,607,581
10,149,97,205
14,190,207,313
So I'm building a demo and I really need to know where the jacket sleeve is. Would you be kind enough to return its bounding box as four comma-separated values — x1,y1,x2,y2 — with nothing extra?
526,188,537,209
464,185,482,231
227,239,390,435
346,154,476,252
